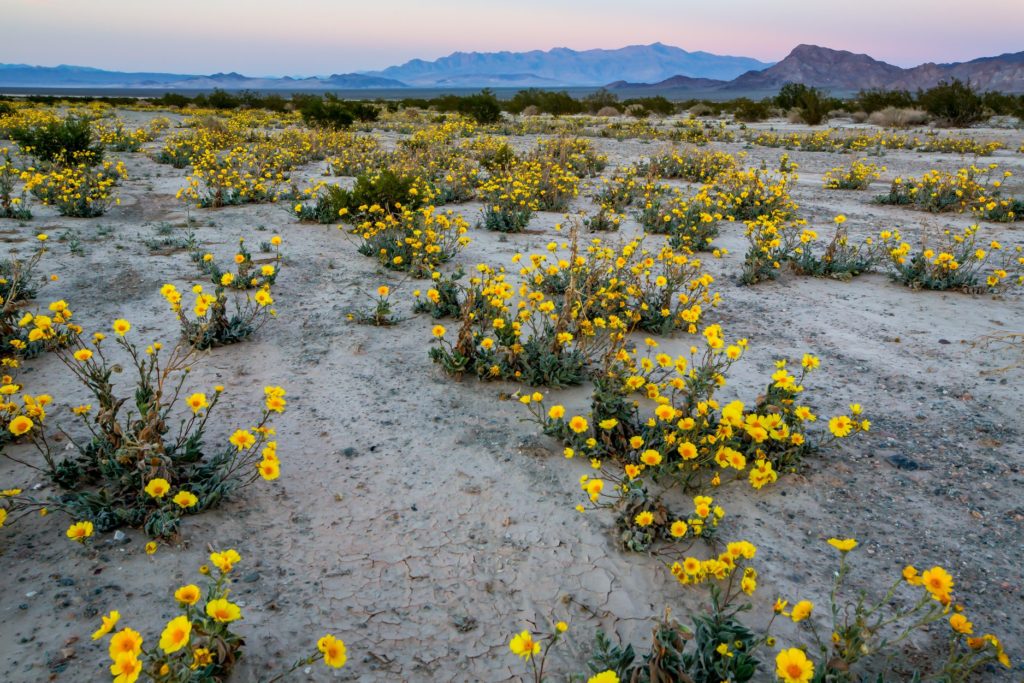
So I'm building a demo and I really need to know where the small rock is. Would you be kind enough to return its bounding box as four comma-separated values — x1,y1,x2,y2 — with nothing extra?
887,454,930,471
451,614,478,632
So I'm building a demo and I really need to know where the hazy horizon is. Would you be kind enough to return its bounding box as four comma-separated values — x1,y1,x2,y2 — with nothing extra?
4,0,1023,76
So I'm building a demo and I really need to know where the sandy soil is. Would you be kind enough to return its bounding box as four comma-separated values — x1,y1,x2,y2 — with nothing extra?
0,113,1022,682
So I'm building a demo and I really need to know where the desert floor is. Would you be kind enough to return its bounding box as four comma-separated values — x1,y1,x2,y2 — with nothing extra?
1,112,1022,682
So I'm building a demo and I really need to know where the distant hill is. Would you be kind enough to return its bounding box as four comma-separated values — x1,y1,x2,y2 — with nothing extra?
893,51,1024,92
0,64,189,87
718,45,1024,93
726,45,905,90
607,75,727,90
0,64,407,90
428,73,564,87
364,43,773,86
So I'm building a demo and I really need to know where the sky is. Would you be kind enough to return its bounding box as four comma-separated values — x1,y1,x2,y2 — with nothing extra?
3,0,1022,75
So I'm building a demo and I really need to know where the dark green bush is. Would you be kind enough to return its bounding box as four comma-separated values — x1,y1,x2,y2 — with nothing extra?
797,89,831,125
981,91,1024,118
622,96,675,117
297,95,378,129
506,89,584,116
456,90,502,124
918,79,986,126
298,97,354,130
732,98,771,122
203,88,242,109
775,83,810,110
776,83,831,125
332,169,425,218
151,92,191,108
855,88,915,113
9,115,103,165
582,88,620,113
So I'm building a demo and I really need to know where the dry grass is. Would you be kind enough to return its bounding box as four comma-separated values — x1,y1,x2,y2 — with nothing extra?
867,107,930,128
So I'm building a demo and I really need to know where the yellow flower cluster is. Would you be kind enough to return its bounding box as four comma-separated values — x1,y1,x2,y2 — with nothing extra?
638,184,728,251
650,146,739,183
25,160,127,217
748,128,1003,155
879,164,1020,220
351,204,470,277
0,147,33,218
878,225,1024,291
93,119,154,152
822,158,885,190
712,166,798,221
430,228,719,383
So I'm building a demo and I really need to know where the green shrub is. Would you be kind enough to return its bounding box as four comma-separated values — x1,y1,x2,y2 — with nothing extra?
296,95,377,130
732,98,770,123
622,96,676,117
299,98,354,130
303,169,432,223
777,84,831,125
918,79,985,126
456,90,502,124
774,83,812,111
855,88,915,113
587,590,761,683
981,91,1024,118
791,227,883,280
582,88,620,113
9,115,103,165
507,89,583,116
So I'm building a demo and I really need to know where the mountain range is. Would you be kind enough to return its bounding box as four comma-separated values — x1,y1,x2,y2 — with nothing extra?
2,44,1024,94
722,44,1024,93
606,45,1024,94
361,43,771,86
0,63,406,90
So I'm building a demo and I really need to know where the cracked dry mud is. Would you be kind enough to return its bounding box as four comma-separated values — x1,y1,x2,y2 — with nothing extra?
0,114,1022,681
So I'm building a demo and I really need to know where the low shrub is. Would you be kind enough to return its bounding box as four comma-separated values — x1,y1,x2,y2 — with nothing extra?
351,285,400,326
9,114,103,165
297,168,432,223
297,95,378,130
193,236,281,291
455,90,502,124
791,220,883,280
571,542,1010,682
0,239,48,362
855,88,915,113
732,98,771,123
